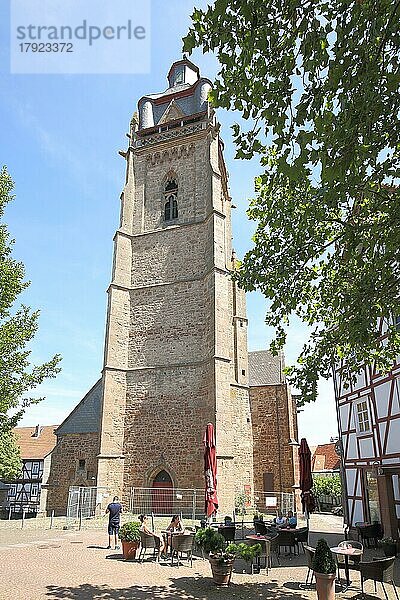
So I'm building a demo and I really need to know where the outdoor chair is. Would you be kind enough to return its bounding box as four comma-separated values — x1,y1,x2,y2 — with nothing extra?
171,533,194,567
295,527,309,554
138,531,158,562
254,520,268,536
218,525,236,542
269,533,281,566
356,523,382,548
277,529,297,556
358,556,399,600
304,545,316,587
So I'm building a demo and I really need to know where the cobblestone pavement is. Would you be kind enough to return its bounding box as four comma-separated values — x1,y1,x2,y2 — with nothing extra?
0,517,399,600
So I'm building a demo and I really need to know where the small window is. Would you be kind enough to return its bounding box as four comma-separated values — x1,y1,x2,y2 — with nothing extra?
242,369,246,376
32,462,39,475
78,459,86,471
31,484,38,497
164,179,178,221
355,398,371,433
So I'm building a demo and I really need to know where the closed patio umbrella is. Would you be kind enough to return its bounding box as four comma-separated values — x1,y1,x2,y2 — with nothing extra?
204,422,218,520
299,438,316,526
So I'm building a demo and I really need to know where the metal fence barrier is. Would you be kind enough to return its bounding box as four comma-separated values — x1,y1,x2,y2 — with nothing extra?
129,487,203,523
66,486,111,529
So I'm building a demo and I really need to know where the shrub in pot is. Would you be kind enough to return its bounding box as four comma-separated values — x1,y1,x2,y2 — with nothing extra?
118,521,141,560
380,537,398,557
195,527,261,586
312,538,337,600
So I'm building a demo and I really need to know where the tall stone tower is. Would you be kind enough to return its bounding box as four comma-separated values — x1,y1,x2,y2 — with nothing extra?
96,59,254,513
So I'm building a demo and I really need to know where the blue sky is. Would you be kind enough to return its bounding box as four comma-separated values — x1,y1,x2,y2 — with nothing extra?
0,0,337,444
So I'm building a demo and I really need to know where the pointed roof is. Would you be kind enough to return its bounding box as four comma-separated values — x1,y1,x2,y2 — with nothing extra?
159,100,186,124
248,350,285,386
55,379,102,436
312,443,340,471
13,425,58,460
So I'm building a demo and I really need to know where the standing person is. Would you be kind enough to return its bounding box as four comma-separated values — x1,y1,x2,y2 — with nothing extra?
106,496,123,550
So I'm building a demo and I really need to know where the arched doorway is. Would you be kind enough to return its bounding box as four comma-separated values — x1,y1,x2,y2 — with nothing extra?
152,470,173,514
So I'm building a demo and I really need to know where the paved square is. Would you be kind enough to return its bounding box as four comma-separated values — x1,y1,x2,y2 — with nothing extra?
0,526,399,599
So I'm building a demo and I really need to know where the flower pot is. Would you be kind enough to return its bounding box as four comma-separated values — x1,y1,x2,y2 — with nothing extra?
121,540,139,561
209,557,235,586
314,572,336,600
383,543,397,557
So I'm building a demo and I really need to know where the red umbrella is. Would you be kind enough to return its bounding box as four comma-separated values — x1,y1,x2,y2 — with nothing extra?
299,438,316,518
204,423,218,518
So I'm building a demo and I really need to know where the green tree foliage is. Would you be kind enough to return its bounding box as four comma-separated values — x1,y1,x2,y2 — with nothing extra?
0,167,61,479
0,430,21,480
184,1,400,403
313,474,342,498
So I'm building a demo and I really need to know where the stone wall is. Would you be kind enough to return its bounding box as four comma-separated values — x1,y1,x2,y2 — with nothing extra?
46,432,99,515
250,384,297,494
97,116,254,513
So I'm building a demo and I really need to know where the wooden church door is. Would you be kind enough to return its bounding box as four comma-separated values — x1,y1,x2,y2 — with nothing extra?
152,470,173,514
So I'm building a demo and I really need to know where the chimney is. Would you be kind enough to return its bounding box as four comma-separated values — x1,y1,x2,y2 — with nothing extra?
33,424,42,438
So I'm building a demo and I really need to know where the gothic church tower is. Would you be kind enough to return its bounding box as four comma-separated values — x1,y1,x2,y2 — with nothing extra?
96,59,254,512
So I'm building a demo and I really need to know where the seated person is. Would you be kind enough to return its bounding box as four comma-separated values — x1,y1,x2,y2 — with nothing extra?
287,510,297,528
165,514,184,553
224,515,234,526
274,510,287,527
139,514,165,559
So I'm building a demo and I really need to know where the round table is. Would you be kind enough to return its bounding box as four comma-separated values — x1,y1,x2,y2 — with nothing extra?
330,545,363,587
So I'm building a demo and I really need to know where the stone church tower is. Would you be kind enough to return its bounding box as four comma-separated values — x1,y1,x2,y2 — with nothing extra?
96,59,254,512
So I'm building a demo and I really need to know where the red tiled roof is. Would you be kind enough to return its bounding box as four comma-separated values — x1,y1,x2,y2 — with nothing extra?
312,443,340,471
13,425,58,460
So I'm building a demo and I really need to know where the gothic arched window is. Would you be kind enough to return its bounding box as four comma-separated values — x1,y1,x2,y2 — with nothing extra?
164,178,178,221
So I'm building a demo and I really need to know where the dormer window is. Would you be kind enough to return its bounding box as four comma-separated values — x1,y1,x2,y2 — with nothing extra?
164,179,178,221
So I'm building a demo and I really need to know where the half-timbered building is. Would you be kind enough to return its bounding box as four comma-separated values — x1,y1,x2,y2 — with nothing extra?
4,425,58,517
334,320,400,539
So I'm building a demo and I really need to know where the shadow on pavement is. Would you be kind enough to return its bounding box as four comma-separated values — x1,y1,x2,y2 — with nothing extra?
45,577,312,600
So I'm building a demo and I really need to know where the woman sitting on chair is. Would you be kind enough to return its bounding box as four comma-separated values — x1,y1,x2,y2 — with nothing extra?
165,514,184,554
139,514,165,558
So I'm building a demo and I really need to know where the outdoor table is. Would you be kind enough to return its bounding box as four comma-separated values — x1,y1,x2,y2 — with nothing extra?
330,545,363,588
246,534,271,541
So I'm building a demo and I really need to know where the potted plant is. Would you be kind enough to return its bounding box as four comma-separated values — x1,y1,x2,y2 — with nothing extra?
231,542,262,574
118,521,141,560
380,537,398,557
312,538,337,600
195,527,261,586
